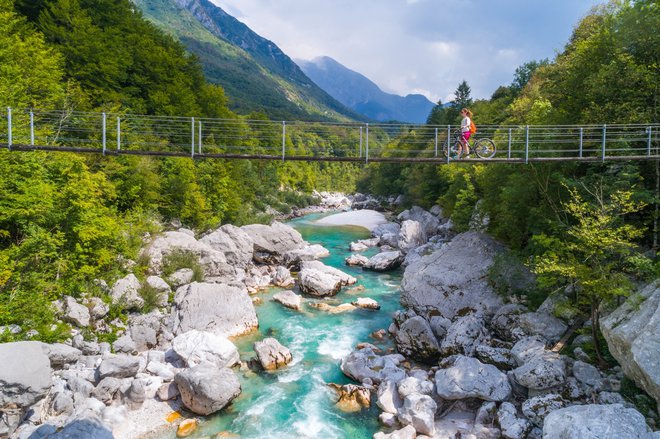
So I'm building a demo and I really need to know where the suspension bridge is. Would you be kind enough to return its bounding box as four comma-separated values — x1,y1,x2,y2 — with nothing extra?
1,108,658,164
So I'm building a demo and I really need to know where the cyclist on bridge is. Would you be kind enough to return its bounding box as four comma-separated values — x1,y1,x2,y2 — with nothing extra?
459,108,474,158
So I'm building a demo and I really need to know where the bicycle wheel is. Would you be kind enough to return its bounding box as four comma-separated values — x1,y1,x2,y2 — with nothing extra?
442,138,463,160
474,138,496,159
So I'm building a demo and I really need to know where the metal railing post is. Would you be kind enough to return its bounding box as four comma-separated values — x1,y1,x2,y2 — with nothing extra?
647,127,652,157
359,126,363,158
30,110,34,146
198,120,202,154
282,121,286,161
102,112,107,156
525,125,529,164
7,107,11,150
579,127,583,158
446,125,451,164
191,117,195,158
507,128,512,159
602,124,607,162
365,123,369,164
434,127,438,157
117,117,121,151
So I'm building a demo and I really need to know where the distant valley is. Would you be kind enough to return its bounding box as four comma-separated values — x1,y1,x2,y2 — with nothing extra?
297,56,436,124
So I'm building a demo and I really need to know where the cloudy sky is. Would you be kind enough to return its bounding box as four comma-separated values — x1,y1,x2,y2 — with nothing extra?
211,0,604,103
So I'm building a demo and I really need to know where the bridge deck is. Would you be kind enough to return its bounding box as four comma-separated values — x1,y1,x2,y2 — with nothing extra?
1,108,658,163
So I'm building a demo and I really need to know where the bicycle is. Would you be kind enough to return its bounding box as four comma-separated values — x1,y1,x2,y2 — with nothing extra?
442,129,496,159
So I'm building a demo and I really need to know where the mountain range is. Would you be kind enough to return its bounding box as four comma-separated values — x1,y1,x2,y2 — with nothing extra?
134,0,435,123
297,56,436,124
133,0,364,121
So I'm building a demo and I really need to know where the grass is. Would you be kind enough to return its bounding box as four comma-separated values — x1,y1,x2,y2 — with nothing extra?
161,249,204,283
138,284,164,313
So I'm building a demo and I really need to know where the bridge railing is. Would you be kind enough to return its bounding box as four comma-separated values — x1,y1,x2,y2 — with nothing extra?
1,107,658,162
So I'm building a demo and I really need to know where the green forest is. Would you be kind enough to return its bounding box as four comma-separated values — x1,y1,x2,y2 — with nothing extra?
0,0,658,346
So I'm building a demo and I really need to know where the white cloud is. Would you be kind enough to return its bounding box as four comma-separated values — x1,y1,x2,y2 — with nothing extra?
211,0,604,102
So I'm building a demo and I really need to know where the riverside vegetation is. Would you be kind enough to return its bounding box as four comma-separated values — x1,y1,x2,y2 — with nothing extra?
0,0,658,438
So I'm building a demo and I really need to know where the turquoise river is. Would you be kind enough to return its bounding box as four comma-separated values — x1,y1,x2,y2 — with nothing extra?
161,212,403,439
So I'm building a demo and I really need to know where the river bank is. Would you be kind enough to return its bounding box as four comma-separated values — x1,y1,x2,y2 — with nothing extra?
1,198,657,439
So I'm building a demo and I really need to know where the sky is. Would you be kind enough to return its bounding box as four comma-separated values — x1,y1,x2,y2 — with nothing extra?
211,0,605,103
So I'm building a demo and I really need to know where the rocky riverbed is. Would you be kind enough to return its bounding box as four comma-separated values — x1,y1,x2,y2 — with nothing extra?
1,194,658,439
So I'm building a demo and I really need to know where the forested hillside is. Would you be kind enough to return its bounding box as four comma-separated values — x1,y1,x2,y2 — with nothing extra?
0,0,360,340
132,0,363,121
359,0,659,348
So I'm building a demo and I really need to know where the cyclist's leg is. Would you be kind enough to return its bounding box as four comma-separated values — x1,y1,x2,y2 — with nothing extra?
460,132,470,156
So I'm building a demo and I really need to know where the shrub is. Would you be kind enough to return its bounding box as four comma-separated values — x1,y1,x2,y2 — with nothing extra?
138,284,163,314
161,249,204,282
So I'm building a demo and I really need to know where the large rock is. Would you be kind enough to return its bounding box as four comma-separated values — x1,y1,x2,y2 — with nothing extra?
475,345,517,370
49,416,114,439
377,379,403,414
253,338,293,370
397,220,427,253
345,254,369,267
435,355,512,402
172,282,258,337
397,393,437,436
395,316,441,364
240,222,305,264
365,251,404,271
172,330,239,368
110,274,144,310
512,353,566,390
397,206,440,237
521,394,566,427
97,354,140,379
282,244,330,269
542,404,655,439
440,314,488,357
397,376,434,398
372,222,401,248
497,402,532,439
298,261,356,297
328,383,371,412
62,296,90,327
601,281,660,407
198,224,254,269
340,347,407,385
298,269,343,297
490,304,528,342
272,290,303,311
400,232,504,319
40,343,82,369
271,266,295,288
174,364,241,416
517,312,568,344
373,425,417,439
0,341,52,435
144,230,236,279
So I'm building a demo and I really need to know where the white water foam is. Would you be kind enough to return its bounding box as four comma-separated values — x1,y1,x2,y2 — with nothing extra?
277,367,307,383
291,375,343,439
316,325,356,360
242,386,286,417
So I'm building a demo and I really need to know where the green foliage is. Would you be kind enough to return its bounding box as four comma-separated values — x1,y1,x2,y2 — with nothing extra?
532,185,651,362
138,284,163,314
0,0,65,108
161,248,204,283
487,251,542,306
620,376,658,418
511,59,550,92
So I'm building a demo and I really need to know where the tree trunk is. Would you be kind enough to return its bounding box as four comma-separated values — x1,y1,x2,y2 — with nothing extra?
591,298,606,367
